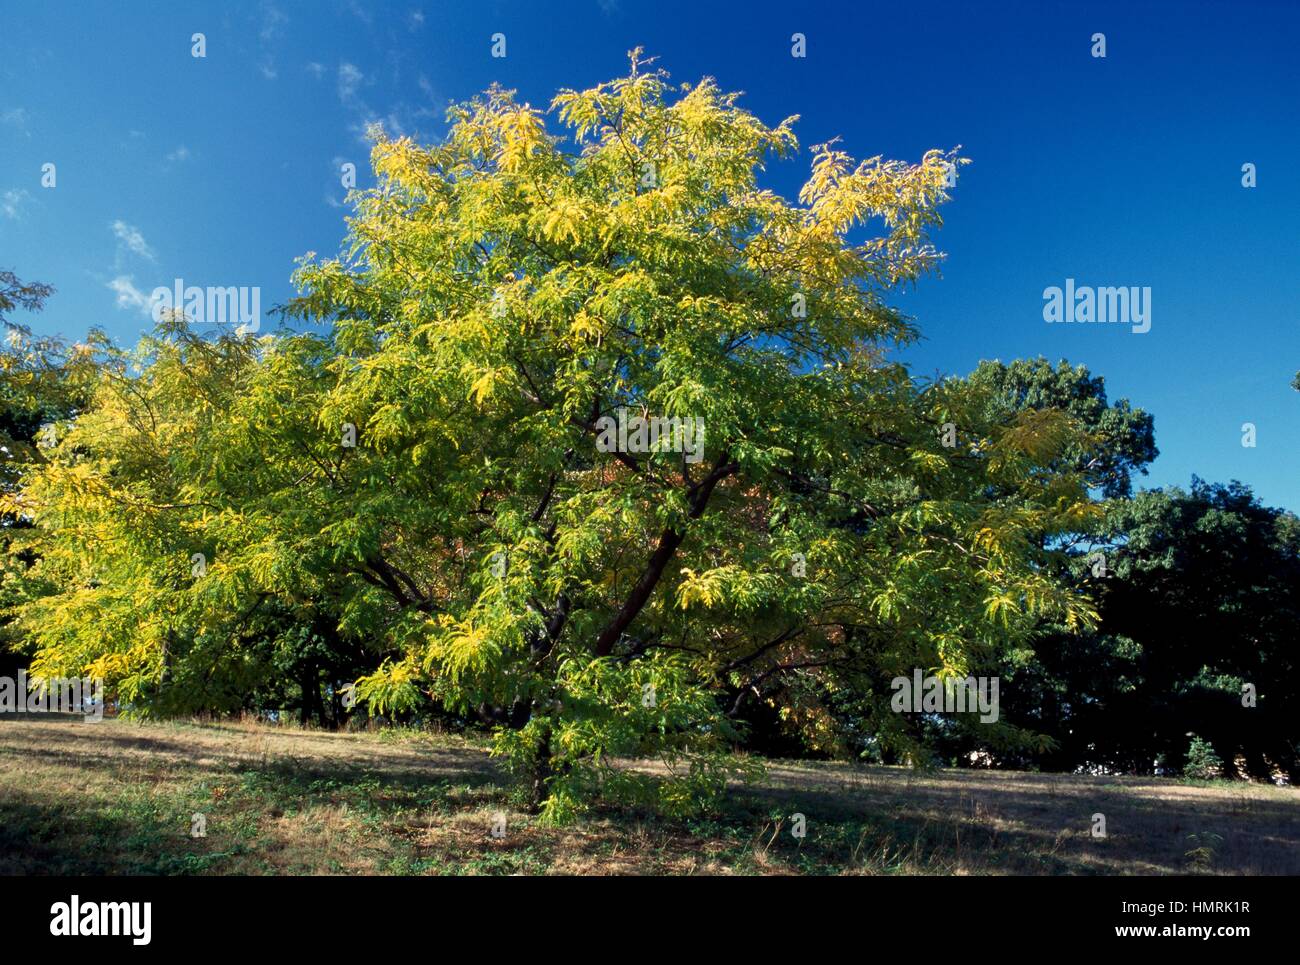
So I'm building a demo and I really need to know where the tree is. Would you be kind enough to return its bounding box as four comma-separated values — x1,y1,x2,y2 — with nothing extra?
3,319,386,721
0,270,77,491
1184,735,1223,780
1009,479,1300,780
967,358,1156,498
0,273,100,664
10,58,1098,818
0,270,54,327
751,358,1154,762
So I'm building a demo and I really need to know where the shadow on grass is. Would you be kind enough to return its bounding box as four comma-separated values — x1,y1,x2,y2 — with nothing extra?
4,720,1297,875
0,725,503,875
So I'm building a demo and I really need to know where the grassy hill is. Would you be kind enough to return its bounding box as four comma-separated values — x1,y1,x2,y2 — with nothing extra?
2,717,1295,875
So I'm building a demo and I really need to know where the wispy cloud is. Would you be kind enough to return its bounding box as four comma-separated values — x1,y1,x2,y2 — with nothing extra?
306,62,326,80
344,0,374,26
347,113,410,146
111,220,155,262
252,3,288,81
164,145,192,164
259,3,287,42
325,155,356,209
1,189,32,220
338,62,364,104
326,51,430,149
1,108,30,134
107,276,161,318
335,62,420,146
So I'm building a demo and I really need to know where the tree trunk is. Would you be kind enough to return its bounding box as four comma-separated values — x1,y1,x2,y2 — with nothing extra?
526,752,553,814
524,716,554,814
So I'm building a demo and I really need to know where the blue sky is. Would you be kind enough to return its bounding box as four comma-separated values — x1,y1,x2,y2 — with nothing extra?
1,0,1297,509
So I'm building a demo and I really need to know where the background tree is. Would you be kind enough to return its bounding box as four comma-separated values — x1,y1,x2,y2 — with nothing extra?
767,358,1155,762
1006,479,1300,781
967,358,1156,498
0,272,99,667
0,270,54,324
3,318,388,723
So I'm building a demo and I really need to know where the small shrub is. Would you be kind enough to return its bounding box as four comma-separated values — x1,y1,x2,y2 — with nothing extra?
1184,736,1223,780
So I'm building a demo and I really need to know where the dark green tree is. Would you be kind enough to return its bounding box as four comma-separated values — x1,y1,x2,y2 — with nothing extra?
1011,479,1300,780
967,358,1157,498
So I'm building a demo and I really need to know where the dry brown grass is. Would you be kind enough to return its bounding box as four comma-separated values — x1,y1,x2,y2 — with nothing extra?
1,716,1295,875
683,758,1300,875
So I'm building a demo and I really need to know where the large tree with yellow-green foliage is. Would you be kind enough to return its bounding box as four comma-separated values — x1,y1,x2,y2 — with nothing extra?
0,273,102,659
8,56,1099,818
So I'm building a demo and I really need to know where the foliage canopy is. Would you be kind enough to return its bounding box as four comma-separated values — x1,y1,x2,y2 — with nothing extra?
7,59,1099,817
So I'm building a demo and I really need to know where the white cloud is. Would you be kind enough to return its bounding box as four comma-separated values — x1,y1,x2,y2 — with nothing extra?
348,113,408,146
345,0,373,26
164,145,192,163
335,63,420,148
253,5,287,82
1,189,31,220
338,62,364,103
107,276,161,318
326,155,354,208
259,3,288,42
1,107,29,131
111,220,155,261
306,62,325,80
